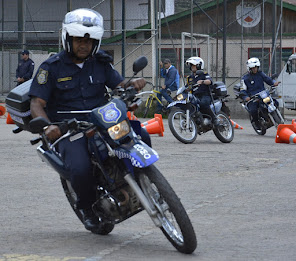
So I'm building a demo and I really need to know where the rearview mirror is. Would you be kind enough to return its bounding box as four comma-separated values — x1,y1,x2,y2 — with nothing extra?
133,56,148,74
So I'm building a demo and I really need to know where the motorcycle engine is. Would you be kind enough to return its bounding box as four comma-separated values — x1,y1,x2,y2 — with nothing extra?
92,185,142,223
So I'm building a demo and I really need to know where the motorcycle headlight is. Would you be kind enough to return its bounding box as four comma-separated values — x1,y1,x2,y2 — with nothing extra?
263,97,271,103
108,120,130,140
177,94,184,100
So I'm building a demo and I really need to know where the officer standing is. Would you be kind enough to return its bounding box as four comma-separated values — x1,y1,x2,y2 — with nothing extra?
29,8,146,232
16,50,35,85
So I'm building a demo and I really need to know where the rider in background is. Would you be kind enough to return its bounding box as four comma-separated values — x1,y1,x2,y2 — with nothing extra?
240,57,280,128
157,59,179,113
29,8,146,232
185,56,220,126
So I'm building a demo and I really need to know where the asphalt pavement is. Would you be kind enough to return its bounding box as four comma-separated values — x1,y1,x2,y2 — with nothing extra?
1,117,296,261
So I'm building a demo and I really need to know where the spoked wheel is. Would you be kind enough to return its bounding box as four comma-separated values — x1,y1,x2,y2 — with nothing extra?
137,165,197,254
213,111,234,143
249,115,266,135
60,177,114,235
168,109,198,144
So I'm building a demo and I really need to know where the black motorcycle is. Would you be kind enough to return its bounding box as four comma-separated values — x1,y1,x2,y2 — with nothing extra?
167,78,234,144
7,56,197,254
234,84,284,135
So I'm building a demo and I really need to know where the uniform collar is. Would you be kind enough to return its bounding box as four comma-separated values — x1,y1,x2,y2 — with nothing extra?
62,51,92,65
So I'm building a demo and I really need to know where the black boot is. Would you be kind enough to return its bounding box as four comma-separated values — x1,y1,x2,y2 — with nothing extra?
79,208,101,231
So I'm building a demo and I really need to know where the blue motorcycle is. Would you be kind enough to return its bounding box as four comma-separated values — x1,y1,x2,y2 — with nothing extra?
26,57,197,254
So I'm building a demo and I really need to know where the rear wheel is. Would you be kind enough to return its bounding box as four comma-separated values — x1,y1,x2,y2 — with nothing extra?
137,165,197,254
168,109,198,144
60,177,114,235
213,111,234,143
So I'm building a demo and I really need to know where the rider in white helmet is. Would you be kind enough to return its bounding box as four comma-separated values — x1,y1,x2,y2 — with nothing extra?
29,8,146,232
185,56,220,126
241,57,280,128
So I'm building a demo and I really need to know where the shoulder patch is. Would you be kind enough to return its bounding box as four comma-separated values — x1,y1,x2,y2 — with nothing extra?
37,68,48,85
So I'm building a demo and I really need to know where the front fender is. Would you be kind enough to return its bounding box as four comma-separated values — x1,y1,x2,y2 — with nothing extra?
167,100,187,109
113,141,159,168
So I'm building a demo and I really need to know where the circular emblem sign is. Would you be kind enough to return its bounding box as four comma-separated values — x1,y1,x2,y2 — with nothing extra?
236,3,261,28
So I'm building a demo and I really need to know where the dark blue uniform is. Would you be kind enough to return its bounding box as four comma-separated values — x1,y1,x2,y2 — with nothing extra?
29,50,124,209
241,71,276,123
187,71,213,115
29,50,123,122
16,58,34,82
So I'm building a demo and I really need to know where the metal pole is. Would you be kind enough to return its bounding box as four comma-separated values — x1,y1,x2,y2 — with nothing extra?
18,0,25,50
181,32,185,78
1,0,4,95
67,0,72,12
215,0,219,80
191,0,193,56
280,0,282,72
240,0,244,77
110,0,115,36
262,0,265,72
151,0,156,87
157,0,161,87
222,0,227,82
121,0,126,77
272,0,276,74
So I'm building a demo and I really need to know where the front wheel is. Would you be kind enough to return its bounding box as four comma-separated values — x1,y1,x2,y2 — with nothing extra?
168,108,198,144
137,165,197,254
60,177,114,235
213,111,234,143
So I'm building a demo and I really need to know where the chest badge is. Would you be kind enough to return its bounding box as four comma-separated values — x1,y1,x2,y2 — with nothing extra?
98,102,122,124
37,68,48,85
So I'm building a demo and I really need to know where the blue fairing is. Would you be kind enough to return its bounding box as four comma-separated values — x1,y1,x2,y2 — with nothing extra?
114,142,159,168
90,99,127,129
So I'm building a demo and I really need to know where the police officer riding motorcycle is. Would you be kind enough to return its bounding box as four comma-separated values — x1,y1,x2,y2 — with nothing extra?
20,8,197,253
185,56,221,126
238,57,284,134
167,56,233,144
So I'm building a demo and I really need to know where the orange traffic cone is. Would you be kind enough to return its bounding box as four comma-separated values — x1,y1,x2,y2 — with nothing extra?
291,119,296,132
127,111,138,121
275,124,296,144
6,113,15,124
0,105,6,116
142,117,164,136
230,119,243,129
141,114,164,132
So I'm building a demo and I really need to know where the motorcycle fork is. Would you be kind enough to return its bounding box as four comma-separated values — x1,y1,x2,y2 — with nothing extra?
186,109,190,129
124,173,161,227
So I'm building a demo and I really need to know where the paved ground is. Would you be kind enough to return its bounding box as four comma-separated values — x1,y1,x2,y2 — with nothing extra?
1,117,296,261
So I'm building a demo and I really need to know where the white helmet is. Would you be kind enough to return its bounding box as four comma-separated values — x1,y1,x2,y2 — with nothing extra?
62,8,104,55
185,56,204,70
246,57,260,71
